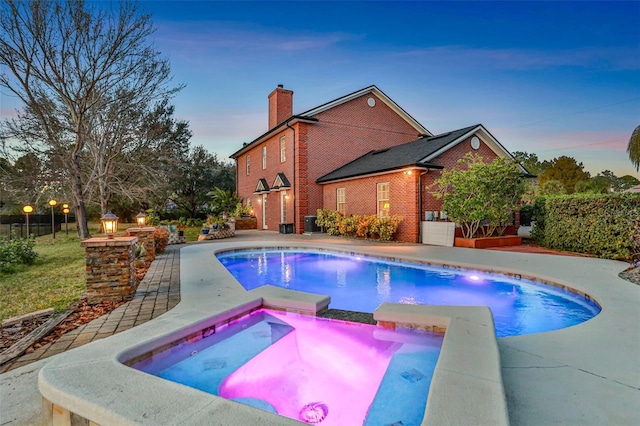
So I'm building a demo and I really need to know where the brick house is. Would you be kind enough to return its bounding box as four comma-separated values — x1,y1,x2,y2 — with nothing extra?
230,85,430,234
231,85,521,243
317,124,519,243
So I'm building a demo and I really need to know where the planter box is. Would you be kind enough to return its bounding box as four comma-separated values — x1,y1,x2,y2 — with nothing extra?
454,235,522,249
422,221,455,246
235,217,257,230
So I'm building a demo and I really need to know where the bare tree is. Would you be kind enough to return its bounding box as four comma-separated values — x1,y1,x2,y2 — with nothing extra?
0,0,182,238
85,97,191,216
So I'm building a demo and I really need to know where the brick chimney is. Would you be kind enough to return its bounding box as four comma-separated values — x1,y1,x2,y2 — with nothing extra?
268,84,293,129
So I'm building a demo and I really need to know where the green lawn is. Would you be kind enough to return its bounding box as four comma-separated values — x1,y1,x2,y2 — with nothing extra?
0,224,201,321
0,233,86,321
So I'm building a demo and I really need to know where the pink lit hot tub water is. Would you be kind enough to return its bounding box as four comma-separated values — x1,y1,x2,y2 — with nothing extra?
132,309,443,425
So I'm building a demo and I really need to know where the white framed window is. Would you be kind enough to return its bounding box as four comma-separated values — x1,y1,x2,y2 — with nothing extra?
377,182,390,218
262,146,267,169
280,136,286,162
336,188,346,215
246,155,250,175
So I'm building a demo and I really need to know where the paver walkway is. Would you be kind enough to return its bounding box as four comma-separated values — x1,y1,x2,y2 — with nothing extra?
0,245,181,374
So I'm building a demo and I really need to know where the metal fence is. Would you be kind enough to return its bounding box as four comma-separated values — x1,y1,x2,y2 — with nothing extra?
0,214,74,239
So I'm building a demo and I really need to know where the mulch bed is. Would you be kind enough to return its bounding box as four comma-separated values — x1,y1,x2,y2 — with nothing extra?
0,263,149,359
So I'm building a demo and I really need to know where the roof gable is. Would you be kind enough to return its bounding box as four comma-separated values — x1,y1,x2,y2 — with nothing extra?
230,85,430,159
316,124,523,184
300,85,431,136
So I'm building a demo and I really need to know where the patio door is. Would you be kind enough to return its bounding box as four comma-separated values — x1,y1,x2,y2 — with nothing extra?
262,194,268,229
280,191,287,223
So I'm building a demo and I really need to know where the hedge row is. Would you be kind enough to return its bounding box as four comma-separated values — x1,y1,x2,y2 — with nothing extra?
531,193,640,260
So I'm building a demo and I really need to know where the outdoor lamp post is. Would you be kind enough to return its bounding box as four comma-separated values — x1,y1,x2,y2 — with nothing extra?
136,211,147,227
48,199,57,239
62,205,70,235
22,204,33,237
101,211,119,239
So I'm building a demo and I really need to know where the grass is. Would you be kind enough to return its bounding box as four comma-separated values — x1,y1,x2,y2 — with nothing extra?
0,223,202,321
0,233,86,321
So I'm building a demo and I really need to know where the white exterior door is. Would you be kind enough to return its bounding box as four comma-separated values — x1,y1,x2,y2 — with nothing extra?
280,191,287,223
262,194,268,229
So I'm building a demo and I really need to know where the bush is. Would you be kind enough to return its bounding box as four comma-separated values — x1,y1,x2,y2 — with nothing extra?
316,209,403,241
531,193,639,260
0,236,38,273
316,208,342,236
153,227,170,254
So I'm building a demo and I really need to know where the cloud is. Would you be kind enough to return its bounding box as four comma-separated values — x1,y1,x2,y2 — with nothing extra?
391,45,640,71
154,20,359,57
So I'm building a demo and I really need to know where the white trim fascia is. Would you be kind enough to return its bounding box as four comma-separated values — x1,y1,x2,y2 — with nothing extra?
421,125,526,172
317,166,429,185
302,86,431,136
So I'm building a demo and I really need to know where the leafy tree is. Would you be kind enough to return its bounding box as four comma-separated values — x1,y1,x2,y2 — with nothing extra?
431,154,526,238
511,151,549,176
168,146,232,218
590,170,639,193
538,156,590,194
539,180,567,196
628,125,639,172
618,175,640,192
0,0,181,238
575,178,609,194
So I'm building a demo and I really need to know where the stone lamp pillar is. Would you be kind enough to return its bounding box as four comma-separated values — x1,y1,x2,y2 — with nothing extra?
126,227,156,262
81,237,138,304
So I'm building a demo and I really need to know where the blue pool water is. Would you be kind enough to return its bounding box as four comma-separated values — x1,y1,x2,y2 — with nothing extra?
217,249,601,337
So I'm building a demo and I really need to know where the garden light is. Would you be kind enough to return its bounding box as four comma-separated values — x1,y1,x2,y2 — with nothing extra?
136,211,147,227
101,211,119,239
22,204,33,237
62,205,70,235
48,199,57,239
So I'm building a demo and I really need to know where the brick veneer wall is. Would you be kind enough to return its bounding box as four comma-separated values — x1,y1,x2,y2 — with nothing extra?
80,237,137,304
235,91,423,234
320,133,503,243
322,170,421,242
125,227,156,262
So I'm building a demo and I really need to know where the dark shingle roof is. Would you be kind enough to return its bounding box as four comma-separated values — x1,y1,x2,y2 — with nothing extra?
316,125,480,183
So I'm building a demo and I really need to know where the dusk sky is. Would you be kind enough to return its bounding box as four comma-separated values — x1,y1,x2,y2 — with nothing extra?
3,1,640,177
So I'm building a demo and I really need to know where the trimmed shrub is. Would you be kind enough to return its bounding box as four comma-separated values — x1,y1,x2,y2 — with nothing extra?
531,193,639,260
316,209,403,241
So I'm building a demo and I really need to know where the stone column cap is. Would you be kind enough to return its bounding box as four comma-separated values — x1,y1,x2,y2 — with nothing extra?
126,227,156,232
81,237,138,247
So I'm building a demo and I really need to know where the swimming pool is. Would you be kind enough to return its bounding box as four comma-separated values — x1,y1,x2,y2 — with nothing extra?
132,308,443,425
217,249,601,337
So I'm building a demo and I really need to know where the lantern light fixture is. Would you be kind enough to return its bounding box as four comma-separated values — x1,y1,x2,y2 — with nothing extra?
136,211,147,227
101,211,119,239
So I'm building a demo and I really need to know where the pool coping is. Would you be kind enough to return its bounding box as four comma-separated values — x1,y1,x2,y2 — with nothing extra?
37,240,639,425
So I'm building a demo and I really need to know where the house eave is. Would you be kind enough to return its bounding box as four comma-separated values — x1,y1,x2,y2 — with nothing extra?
317,164,440,185
230,116,318,159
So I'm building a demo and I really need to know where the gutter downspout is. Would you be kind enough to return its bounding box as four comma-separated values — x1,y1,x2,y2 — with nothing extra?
286,119,296,233
418,169,429,243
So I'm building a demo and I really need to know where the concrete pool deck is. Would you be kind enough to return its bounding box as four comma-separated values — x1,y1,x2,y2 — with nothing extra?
1,230,639,425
